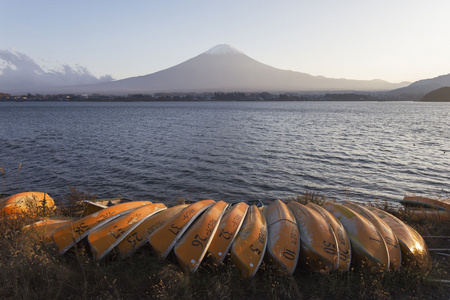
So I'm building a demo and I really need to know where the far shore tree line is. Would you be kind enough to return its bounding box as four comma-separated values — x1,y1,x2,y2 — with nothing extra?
2,87,449,102
0,91,410,102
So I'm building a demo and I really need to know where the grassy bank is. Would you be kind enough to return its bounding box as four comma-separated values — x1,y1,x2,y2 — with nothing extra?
1,191,449,299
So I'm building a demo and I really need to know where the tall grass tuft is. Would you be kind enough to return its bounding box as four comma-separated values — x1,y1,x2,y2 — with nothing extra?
286,190,328,206
59,185,97,217
0,167,5,199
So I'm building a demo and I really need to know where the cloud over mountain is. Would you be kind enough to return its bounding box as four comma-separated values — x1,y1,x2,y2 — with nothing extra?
0,49,113,93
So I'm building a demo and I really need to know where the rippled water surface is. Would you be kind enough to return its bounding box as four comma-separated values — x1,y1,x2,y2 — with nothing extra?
1,101,449,205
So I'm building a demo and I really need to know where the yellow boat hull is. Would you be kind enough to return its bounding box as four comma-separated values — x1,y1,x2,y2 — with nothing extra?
116,204,188,259
265,200,300,275
148,200,215,259
231,205,268,278
288,201,338,273
322,201,390,272
88,203,166,260
208,202,249,264
366,206,431,270
306,202,351,271
52,201,152,255
342,201,402,270
174,201,228,273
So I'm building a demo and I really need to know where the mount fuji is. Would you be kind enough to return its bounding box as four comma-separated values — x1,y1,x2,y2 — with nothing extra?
5,45,410,94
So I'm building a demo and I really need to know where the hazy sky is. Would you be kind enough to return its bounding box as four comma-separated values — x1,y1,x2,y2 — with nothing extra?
2,0,450,83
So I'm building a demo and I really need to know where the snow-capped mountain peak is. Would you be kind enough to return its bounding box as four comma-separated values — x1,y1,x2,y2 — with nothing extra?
0,48,113,91
204,44,243,55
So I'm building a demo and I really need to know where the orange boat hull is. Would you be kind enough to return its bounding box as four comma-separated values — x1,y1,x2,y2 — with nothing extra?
307,202,352,271
322,201,390,272
174,201,228,273
265,200,300,275
52,201,152,255
88,203,166,260
0,192,55,218
366,206,431,270
342,201,402,270
288,201,337,273
208,202,249,264
116,204,188,259
231,205,267,278
24,217,74,243
148,200,215,259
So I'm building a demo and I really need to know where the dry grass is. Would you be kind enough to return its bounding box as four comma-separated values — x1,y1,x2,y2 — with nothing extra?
286,191,329,206
58,185,97,217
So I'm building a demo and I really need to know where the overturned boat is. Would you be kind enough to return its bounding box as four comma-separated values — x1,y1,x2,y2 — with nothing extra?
322,201,390,272
0,192,56,218
7,192,435,277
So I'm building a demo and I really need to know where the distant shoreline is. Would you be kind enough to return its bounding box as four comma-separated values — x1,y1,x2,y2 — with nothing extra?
0,91,429,102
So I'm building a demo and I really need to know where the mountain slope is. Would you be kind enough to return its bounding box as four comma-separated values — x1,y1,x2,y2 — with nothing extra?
421,86,450,102
63,44,408,95
391,73,450,98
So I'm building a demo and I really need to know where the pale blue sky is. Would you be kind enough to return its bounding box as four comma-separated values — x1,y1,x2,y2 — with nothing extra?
2,0,450,82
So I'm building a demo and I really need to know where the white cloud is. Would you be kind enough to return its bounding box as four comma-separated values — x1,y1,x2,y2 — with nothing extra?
0,49,113,91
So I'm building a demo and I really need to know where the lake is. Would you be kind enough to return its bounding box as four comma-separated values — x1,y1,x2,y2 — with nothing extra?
0,101,449,206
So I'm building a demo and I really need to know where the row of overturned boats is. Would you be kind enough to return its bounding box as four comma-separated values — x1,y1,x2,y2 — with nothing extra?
1,192,440,277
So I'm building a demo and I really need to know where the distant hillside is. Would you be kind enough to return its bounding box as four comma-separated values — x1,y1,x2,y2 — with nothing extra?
391,73,450,100
421,86,450,102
